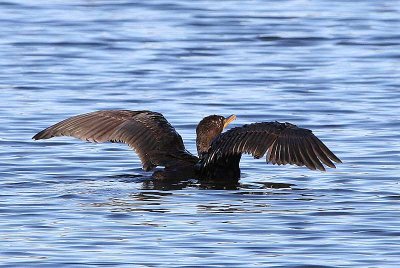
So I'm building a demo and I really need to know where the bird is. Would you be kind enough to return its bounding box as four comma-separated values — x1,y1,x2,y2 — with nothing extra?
33,110,341,182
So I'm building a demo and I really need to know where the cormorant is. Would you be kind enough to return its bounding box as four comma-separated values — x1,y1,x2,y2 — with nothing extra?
33,110,341,182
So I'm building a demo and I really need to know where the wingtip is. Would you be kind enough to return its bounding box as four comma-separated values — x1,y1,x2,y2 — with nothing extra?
32,130,47,140
32,133,40,140
330,154,342,164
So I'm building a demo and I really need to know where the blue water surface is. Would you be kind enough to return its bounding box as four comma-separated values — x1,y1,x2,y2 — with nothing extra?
1,0,400,267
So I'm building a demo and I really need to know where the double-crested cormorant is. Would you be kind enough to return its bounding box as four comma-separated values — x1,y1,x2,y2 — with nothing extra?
33,110,341,182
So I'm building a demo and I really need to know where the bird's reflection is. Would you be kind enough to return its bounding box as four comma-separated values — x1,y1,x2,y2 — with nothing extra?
89,173,303,214
110,175,240,190
108,173,296,191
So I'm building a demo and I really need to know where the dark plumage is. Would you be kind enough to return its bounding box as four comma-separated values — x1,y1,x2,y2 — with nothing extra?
33,110,342,181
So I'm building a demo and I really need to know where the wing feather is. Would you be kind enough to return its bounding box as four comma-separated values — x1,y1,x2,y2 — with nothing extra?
304,138,325,171
289,136,300,166
203,121,341,171
250,133,264,158
269,140,279,164
237,132,249,153
33,110,198,170
296,136,316,170
281,137,289,165
313,136,342,163
292,137,305,167
308,136,336,168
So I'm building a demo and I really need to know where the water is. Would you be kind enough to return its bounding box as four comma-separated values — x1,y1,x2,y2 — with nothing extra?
1,0,400,267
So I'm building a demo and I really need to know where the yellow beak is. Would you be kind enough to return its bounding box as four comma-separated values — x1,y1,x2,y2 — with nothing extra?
223,114,236,129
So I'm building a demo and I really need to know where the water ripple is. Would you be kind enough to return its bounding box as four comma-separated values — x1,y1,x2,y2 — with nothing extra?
1,0,400,267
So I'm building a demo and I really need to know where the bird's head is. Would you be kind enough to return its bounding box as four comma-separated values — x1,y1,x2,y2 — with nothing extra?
196,114,236,157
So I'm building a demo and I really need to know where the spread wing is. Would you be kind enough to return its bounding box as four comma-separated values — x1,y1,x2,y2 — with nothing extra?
33,110,198,170
203,121,341,171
